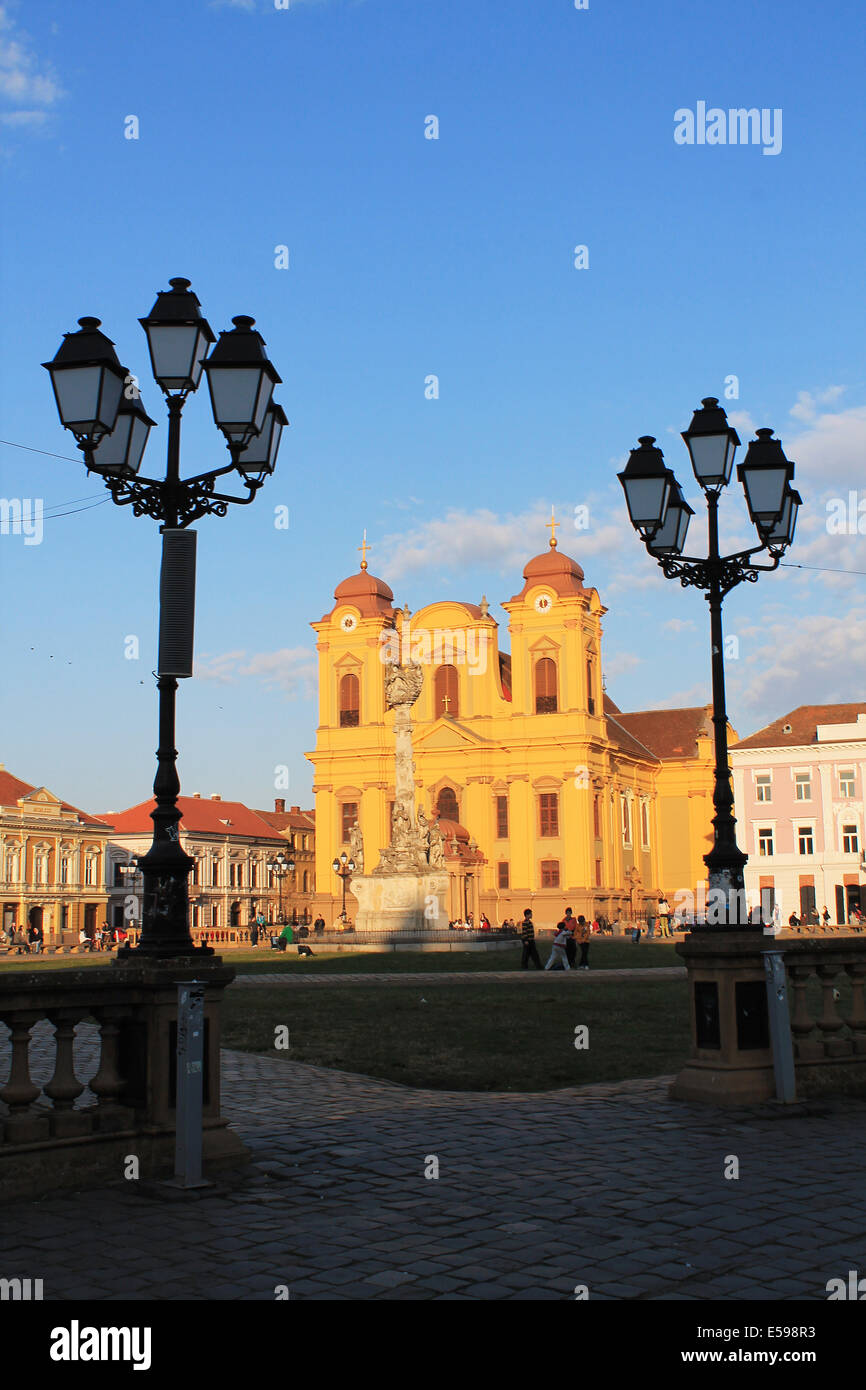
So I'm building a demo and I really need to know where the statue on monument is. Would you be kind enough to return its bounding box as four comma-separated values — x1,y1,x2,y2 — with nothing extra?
429,818,446,868
384,658,423,710
349,822,364,873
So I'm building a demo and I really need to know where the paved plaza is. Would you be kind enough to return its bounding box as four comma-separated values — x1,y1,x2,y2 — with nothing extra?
2,980,865,1300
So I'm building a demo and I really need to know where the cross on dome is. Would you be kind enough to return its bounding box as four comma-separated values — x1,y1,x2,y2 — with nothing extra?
358,530,370,571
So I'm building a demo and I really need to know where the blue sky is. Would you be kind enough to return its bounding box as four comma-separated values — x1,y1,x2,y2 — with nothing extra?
1,0,865,815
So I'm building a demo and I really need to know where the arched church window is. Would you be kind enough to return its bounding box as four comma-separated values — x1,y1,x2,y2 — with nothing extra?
436,787,460,822
535,657,557,713
434,664,459,718
339,672,360,727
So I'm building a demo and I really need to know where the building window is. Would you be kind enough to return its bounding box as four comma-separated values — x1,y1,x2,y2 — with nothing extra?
84,858,95,886
621,797,632,846
61,905,69,931
540,859,560,889
595,857,603,887
436,787,460,822
795,772,812,801
798,826,814,856
843,824,859,854
434,664,459,718
61,858,70,885
339,672,360,727
495,795,508,839
303,870,309,892
341,802,358,843
212,861,220,886
586,658,595,716
497,861,509,889
593,795,601,839
839,769,856,798
250,862,257,888
641,802,650,850
539,792,559,837
192,859,199,885
755,774,772,803
211,906,219,928
534,657,557,714
758,828,774,857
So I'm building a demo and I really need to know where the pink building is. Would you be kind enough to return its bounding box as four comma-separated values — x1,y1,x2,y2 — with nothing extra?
731,704,866,925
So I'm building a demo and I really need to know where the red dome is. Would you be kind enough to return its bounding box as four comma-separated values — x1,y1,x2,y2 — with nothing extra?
330,568,395,619
510,545,586,601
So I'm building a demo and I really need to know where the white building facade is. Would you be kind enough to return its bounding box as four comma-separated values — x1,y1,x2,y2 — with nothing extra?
731,705,866,924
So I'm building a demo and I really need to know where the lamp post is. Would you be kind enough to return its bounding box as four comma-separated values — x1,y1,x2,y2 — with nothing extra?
117,855,140,938
267,851,295,925
332,851,356,923
619,399,800,929
44,279,286,959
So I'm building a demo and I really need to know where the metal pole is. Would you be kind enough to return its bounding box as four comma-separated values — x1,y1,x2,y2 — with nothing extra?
173,980,209,1187
763,951,797,1103
702,491,749,927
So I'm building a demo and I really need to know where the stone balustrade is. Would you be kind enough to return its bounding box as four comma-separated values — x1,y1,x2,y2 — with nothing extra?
0,959,248,1200
783,937,866,1073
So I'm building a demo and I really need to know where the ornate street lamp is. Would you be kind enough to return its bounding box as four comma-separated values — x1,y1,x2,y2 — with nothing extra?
267,850,295,925
332,851,356,923
619,397,799,929
44,278,287,959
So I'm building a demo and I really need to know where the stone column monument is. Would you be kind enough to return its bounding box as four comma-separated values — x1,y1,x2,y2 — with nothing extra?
351,657,449,934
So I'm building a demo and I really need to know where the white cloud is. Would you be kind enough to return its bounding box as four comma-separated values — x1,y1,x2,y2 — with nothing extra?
662,617,696,633
0,4,63,133
0,107,46,126
604,651,642,680
789,385,846,422
197,646,316,697
727,607,866,720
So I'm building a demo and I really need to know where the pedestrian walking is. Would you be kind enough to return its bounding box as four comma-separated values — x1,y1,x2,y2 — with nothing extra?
545,921,571,971
558,907,577,968
250,919,259,948
520,909,543,970
576,914,591,969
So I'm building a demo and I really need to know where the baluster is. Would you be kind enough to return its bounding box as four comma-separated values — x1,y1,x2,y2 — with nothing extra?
44,1008,90,1137
0,1010,49,1143
90,1006,133,1131
788,964,822,1061
843,962,866,1056
816,964,851,1058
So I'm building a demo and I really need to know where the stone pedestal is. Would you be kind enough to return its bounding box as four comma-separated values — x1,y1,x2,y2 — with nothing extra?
670,930,778,1105
352,872,449,934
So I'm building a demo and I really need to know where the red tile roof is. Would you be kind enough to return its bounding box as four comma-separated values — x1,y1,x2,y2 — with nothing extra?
604,715,661,763
733,703,866,751
255,807,315,834
102,797,286,840
0,769,111,826
614,706,715,760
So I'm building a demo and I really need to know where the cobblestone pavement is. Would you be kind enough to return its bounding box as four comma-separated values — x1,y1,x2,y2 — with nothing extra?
2,1032,864,1301
232,966,686,986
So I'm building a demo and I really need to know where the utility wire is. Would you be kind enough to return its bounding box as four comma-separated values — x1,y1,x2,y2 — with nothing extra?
0,438,83,464
780,561,866,578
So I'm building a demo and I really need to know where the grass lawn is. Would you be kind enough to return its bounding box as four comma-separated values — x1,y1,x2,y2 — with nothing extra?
0,939,681,976
221,976,691,1091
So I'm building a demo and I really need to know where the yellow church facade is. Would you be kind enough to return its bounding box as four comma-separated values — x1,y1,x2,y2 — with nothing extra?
307,534,722,928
